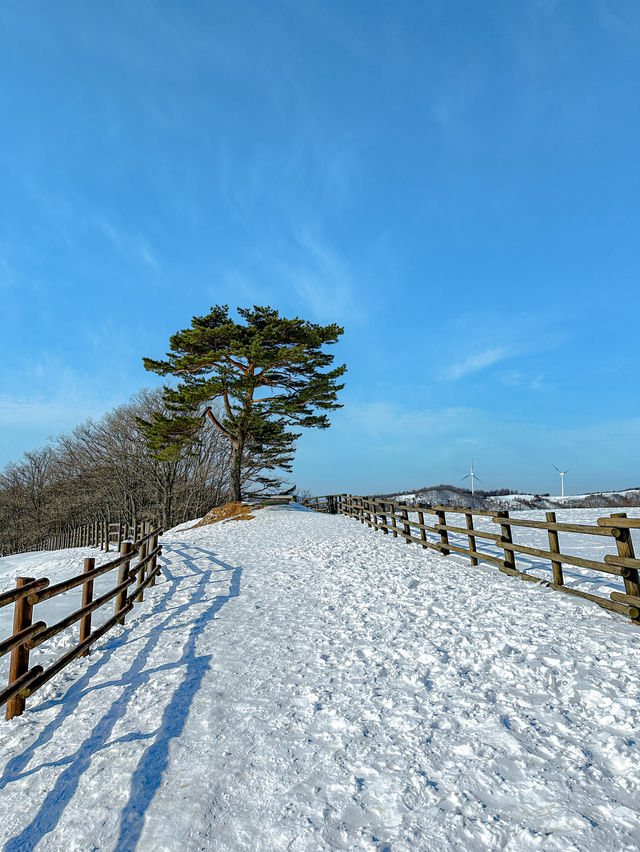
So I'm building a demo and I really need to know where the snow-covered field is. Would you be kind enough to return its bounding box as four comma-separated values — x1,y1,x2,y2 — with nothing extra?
0,544,146,684
0,505,639,850
391,489,640,511
431,506,640,601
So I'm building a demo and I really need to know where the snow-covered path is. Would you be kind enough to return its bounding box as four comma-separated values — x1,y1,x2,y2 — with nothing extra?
0,507,639,851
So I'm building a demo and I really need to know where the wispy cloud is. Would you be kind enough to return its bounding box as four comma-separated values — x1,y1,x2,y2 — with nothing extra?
291,229,358,319
255,226,363,324
343,402,481,445
443,345,516,381
0,395,97,429
500,370,548,391
438,311,565,382
314,399,640,494
94,216,161,271
0,353,124,445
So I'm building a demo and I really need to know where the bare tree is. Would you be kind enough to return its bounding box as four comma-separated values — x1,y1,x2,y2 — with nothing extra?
0,387,290,554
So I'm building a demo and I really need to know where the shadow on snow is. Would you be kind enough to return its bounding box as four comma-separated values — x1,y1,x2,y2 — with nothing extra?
1,542,241,852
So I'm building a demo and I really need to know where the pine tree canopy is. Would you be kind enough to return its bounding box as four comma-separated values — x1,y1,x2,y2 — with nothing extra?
141,305,346,501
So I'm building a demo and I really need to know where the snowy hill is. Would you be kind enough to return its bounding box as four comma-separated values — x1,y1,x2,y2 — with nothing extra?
0,504,639,850
390,486,640,511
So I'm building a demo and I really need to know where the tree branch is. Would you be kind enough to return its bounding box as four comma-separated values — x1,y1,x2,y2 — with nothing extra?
203,407,234,440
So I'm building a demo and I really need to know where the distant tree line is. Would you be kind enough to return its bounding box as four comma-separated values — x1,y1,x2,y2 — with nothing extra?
377,484,515,501
0,387,288,555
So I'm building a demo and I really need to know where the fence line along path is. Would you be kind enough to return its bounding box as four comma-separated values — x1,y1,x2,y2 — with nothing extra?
0,523,163,721
304,495,640,624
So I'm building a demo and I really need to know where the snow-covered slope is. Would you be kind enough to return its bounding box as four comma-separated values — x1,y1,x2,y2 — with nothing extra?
390,487,640,511
0,506,639,851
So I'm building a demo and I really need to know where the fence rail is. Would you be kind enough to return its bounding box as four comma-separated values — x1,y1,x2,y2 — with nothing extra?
0,523,162,721
6,519,153,557
303,495,640,624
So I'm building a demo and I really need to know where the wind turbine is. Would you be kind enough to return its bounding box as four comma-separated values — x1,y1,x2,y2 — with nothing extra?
554,465,571,498
461,460,481,496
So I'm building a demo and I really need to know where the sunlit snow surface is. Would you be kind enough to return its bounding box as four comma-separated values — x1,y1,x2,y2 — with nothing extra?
0,505,639,851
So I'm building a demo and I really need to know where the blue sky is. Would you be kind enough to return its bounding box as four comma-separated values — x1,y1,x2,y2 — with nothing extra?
1,0,639,497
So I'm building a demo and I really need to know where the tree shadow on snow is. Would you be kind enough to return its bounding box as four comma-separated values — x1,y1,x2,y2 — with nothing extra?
1,542,241,852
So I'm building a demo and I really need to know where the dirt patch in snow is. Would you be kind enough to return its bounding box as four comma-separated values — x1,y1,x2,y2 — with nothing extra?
194,502,259,526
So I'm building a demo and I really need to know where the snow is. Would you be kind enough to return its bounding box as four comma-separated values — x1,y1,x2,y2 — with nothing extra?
1,506,639,850
391,488,640,511
440,506,640,600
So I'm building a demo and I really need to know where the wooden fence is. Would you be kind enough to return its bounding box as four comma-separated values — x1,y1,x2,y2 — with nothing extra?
14,519,152,555
303,495,640,624
0,523,162,721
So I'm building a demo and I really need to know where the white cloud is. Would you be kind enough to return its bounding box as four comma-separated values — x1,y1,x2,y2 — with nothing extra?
443,346,516,381
0,395,88,428
255,226,363,324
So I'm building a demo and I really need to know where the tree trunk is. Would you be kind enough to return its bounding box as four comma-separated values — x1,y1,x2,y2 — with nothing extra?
162,489,173,530
229,439,243,502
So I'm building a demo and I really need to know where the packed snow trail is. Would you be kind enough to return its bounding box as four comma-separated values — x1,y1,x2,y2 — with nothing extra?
0,506,639,851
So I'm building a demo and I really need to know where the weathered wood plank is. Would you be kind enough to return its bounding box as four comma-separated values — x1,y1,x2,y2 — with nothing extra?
0,578,49,610
497,540,629,577
6,578,35,719
546,512,564,586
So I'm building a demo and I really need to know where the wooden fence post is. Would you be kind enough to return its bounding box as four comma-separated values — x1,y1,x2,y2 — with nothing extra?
6,577,35,720
390,505,398,538
366,500,373,528
149,528,159,587
115,542,132,624
380,502,389,534
79,558,95,656
465,512,478,566
435,509,450,555
611,513,640,598
136,525,149,602
417,510,427,548
401,507,411,543
546,511,564,585
496,510,516,571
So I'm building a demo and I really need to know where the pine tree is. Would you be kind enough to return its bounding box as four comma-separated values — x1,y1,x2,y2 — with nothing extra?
141,305,346,502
